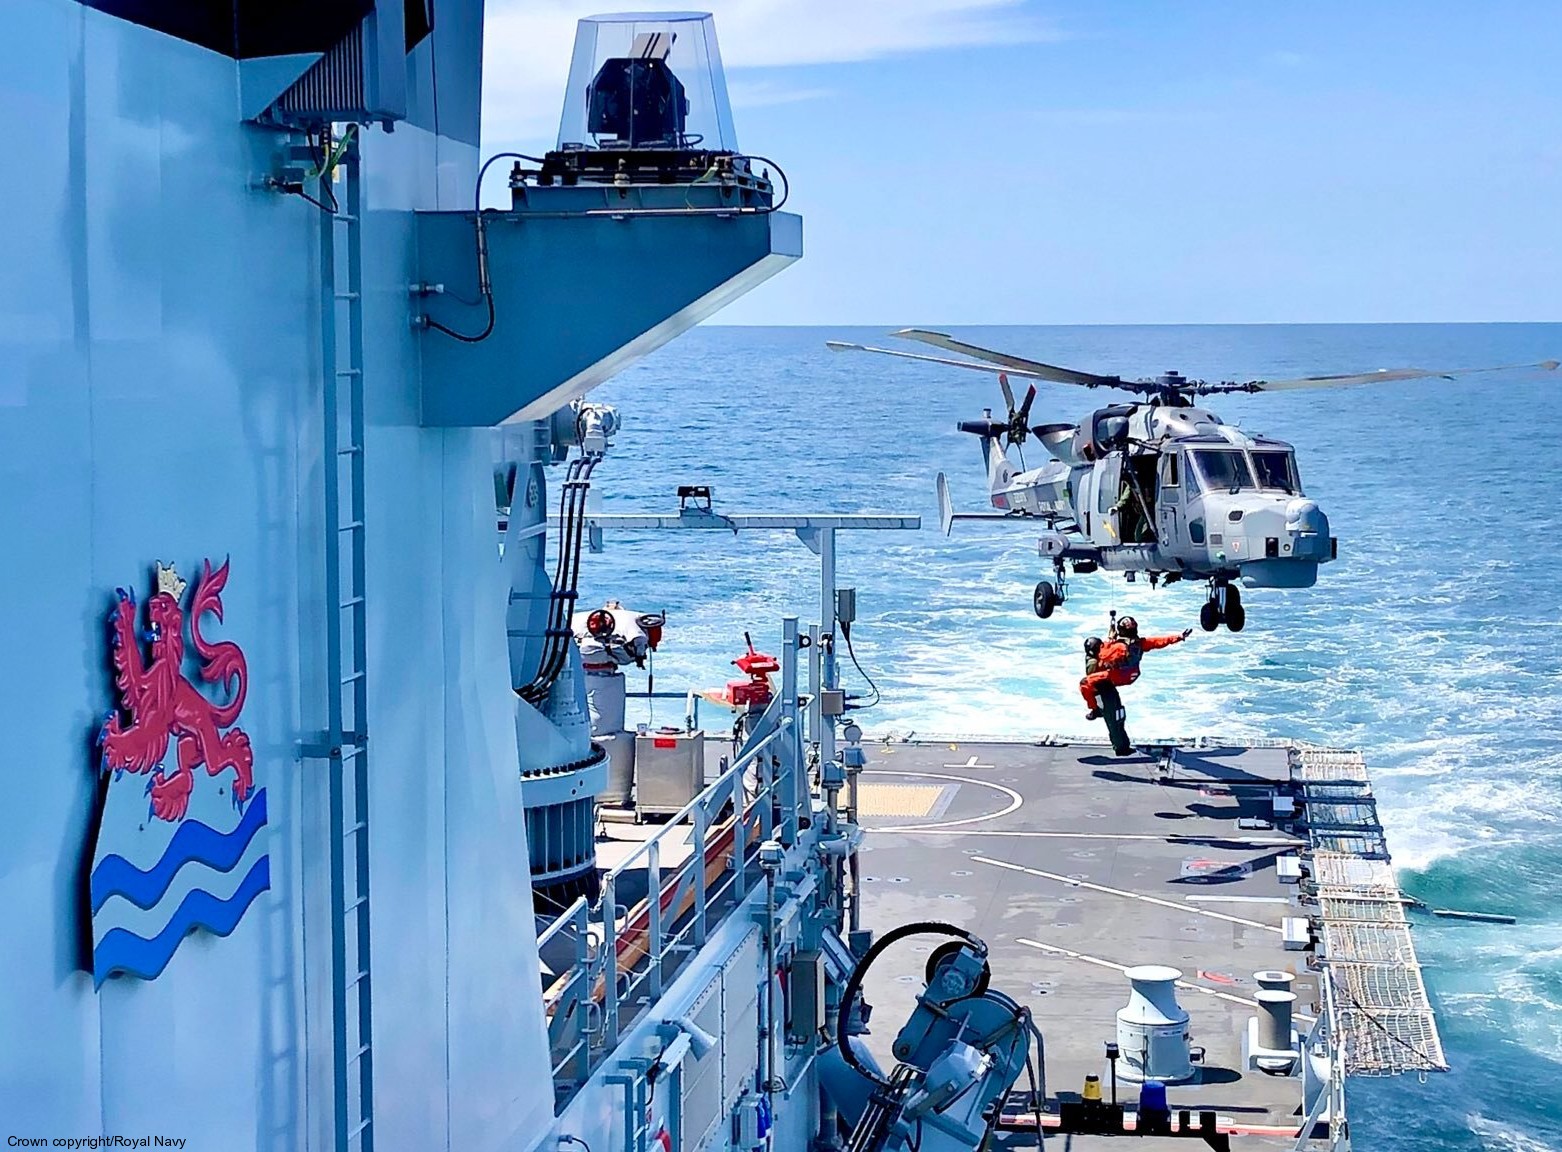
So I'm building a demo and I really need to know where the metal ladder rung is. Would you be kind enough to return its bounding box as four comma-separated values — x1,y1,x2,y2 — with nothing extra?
324,139,372,1152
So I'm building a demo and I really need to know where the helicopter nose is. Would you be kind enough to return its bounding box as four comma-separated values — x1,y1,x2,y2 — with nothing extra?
1285,498,1331,559
1285,498,1324,532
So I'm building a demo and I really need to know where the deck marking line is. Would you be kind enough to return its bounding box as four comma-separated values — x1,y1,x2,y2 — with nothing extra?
1185,895,1293,905
942,754,994,770
862,827,1297,845
1015,937,1315,1021
972,854,1281,933
862,770,1022,830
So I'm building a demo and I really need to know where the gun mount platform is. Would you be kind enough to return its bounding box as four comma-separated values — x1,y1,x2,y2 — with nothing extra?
853,738,1444,1149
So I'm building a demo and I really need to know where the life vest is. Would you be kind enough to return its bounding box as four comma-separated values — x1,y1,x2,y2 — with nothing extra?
1119,640,1145,676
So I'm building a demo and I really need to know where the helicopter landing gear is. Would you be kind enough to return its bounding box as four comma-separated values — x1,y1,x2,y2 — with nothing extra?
1202,580,1245,632
1033,560,1069,619
1227,587,1246,632
1034,580,1060,619
1199,600,1220,632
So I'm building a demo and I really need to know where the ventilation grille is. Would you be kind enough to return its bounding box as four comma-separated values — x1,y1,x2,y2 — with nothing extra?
276,27,367,123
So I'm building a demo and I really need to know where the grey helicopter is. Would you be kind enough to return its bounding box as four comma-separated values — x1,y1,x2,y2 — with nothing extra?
830,330,1557,632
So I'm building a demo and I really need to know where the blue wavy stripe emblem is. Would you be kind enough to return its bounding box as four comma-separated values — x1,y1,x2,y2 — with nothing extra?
90,788,268,913
93,856,271,985
89,786,269,985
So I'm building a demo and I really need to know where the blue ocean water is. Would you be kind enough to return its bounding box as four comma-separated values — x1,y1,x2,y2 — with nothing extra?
582,324,1562,1151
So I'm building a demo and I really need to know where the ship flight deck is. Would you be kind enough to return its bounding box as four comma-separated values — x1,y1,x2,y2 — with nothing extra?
851,738,1444,1149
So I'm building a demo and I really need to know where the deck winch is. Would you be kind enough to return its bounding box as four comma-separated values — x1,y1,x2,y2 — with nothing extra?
826,924,1039,1152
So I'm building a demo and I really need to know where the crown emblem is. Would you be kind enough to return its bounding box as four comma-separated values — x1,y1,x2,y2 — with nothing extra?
154,561,187,601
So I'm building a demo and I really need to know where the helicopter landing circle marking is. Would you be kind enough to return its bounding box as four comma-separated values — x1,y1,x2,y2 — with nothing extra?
861,769,1022,831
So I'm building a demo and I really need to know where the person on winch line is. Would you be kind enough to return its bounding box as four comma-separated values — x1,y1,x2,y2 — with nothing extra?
1079,614,1193,720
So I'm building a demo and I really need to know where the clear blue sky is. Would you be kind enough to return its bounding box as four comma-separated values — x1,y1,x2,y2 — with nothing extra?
484,1,1562,325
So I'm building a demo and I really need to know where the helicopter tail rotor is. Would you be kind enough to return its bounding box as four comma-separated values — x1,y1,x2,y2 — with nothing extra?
1014,382,1037,430
992,372,1038,446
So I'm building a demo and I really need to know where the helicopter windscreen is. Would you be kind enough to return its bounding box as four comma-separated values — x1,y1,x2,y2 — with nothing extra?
1251,449,1301,494
1190,449,1255,491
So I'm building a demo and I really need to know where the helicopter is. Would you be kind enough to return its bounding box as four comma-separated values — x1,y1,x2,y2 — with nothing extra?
829,330,1557,632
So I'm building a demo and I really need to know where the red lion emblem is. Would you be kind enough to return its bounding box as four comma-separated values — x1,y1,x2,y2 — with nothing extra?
98,559,253,822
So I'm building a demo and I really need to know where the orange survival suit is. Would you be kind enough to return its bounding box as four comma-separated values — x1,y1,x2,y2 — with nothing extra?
1080,620,1188,712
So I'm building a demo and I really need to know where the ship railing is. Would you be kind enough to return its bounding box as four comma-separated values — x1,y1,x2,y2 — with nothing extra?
1291,967,1352,1152
539,896,595,1085
541,715,802,1096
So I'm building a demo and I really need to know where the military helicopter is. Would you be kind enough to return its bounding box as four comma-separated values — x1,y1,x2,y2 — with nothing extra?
829,330,1557,632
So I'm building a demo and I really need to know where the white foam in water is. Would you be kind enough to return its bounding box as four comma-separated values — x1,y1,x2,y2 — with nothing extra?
1467,1115,1560,1152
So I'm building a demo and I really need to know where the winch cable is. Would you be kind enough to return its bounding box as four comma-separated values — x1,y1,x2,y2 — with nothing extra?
836,922,987,1090
520,455,597,704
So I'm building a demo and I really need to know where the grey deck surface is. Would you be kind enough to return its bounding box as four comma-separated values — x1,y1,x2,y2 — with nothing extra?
856,739,1316,1149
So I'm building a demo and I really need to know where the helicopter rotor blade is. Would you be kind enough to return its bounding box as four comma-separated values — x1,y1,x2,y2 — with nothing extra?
826,340,1058,381
892,329,1125,388
998,372,1016,416
1203,359,1559,395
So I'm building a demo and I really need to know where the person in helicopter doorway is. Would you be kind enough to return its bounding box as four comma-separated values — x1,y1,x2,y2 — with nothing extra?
1079,615,1193,721
1112,474,1153,544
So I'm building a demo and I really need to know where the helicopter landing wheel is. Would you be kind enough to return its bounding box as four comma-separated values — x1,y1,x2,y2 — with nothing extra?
1225,585,1245,632
1200,599,1221,632
1034,580,1060,619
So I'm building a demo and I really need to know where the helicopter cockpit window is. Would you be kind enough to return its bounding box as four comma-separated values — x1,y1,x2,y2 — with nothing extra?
1190,449,1255,492
1252,450,1301,494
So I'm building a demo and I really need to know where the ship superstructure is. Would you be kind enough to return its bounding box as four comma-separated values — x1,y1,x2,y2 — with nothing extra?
2,5,1440,1152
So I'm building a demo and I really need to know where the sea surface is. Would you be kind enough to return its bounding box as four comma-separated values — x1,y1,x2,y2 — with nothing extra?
580,324,1562,1152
